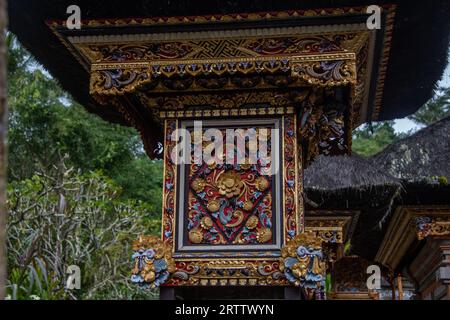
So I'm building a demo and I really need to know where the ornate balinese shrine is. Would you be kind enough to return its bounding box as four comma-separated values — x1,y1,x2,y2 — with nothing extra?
46,9,384,298
9,0,450,300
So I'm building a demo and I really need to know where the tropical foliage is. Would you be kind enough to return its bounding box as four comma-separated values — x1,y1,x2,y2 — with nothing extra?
352,121,408,157
6,163,159,299
353,85,450,157
6,34,162,299
409,87,450,126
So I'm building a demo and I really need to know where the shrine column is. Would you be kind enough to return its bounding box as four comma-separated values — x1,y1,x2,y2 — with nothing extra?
376,206,450,300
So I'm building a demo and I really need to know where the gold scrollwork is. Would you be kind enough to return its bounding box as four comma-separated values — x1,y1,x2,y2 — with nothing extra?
90,68,151,95
415,216,450,240
291,59,356,87
280,232,326,290
131,235,176,288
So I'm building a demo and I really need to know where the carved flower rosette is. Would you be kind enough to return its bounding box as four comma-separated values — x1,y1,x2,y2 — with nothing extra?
280,232,326,290
131,235,176,288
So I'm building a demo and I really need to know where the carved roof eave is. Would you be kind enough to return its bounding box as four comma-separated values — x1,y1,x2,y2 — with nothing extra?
76,27,366,97
88,54,358,96
305,210,360,245
47,7,395,125
375,205,450,272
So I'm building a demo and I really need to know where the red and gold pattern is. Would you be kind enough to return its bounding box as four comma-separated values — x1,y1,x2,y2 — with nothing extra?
284,116,300,240
162,120,177,248
166,259,288,286
157,114,304,286
185,127,275,246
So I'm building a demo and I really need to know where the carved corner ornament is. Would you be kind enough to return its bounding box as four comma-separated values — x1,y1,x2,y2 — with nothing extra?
131,235,175,288
291,59,356,87
90,65,151,96
414,216,450,241
280,231,326,291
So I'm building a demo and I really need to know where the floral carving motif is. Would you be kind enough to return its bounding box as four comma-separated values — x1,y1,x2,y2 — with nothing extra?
217,170,244,198
255,176,270,191
192,178,206,193
291,60,356,86
91,68,150,95
256,228,273,243
185,127,274,245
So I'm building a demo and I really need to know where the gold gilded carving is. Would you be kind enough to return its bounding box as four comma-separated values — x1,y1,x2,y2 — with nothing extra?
48,7,396,127
206,199,220,213
415,216,450,240
188,229,204,244
246,216,259,230
217,170,244,198
255,176,270,192
256,228,273,243
192,177,206,193
90,68,151,95
131,235,175,287
167,260,288,286
243,200,254,212
291,59,356,86
77,33,363,65
200,216,214,230
280,232,326,290
305,218,348,244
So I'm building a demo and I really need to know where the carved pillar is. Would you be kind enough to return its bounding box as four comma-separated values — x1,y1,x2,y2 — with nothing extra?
409,216,450,300
376,206,450,300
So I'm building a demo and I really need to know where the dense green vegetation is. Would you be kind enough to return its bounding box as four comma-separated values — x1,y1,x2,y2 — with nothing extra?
6,35,162,299
7,34,163,208
353,87,450,157
352,121,405,157
5,33,450,299
7,170,160,299
409,87,450,126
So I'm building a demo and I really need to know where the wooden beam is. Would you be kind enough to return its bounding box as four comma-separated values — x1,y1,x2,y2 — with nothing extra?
397,275,404,300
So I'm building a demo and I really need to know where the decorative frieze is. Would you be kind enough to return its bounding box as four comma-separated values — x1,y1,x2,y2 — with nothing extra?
376,206,450,271
414,216,450,240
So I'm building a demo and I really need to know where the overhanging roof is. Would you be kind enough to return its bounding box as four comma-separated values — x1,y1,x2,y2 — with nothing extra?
8,1,450,129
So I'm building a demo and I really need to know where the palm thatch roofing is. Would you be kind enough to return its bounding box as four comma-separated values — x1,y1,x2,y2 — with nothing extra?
304,154,401,192
370,117,450,184
303,117,450,259
304,154,402,260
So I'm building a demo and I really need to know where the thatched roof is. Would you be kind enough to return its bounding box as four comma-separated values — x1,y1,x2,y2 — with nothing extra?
304,154,402,260
304,154,400,192
370,117,450,184
304,118,450,259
